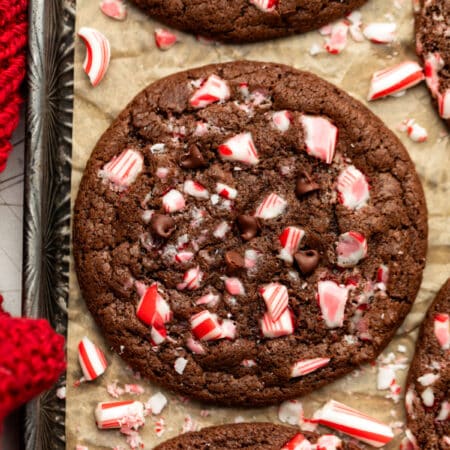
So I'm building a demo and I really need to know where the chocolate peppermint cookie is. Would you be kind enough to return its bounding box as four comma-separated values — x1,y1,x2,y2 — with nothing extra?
415,0,450,126
73,61,427,406
154,423,361,449
129,0,367,43
404,279,450,449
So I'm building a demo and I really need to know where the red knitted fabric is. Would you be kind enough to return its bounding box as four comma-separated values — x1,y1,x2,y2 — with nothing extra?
0,294,66,428
0,0,27,173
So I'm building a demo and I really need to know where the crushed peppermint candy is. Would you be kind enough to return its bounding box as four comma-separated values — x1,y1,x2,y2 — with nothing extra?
99,149,143,191
317,281,349,328
190,74,230,109
336,165,370,210
301,115,338,164
363,22,397,44
336,231,367,268
145,392,167,415
154,28,178,51
174,357,188,375
218,132,259,165
162,189,185,213
260,282,289,322
254,192,287,219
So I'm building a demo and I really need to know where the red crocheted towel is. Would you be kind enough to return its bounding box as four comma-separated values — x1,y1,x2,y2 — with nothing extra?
0,0,28,173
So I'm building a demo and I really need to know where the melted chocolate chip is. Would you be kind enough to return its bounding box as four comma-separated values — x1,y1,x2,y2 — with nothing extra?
224,250,245,272
294,249,320,275
237,215,260,241
150,214,175,238
180,145,207,169
295,172,320,198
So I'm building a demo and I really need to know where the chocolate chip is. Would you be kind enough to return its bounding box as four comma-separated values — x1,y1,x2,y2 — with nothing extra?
150,214,175,238
295,172,320,198
180,145,207,169
237,215,260,241
294,250,320,275
225,250,245,272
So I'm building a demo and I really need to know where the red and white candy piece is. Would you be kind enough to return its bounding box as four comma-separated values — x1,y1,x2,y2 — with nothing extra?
363,22,397,44
220,318,237,340
317,281,349,329
313,400,394,447
195,293,221,307
278,226,305,263
162,189,185,213
436,400,449,421
376,264,389,289
281,433,311,450
78,336,108,381
177,266,203,290
336,231,367,268
290,357,330,378
399,119,428,142
438,90,450,119
218,132,259,165
95,400,145,430
183,180,209,199
136,283,172,327
421,387,434,407
424,52,444,97
336,165,370,210
175,251,194,263
260,308,294,338
254,192,287,219
190,310,222,341
434,313,450,350
301,115,338,164
216,182,237,200
78,27,111,87
100,149,143,191
368,61,425,101
260,282,289,322
186,337,206,354
324,21,349,55
100,0,127,20
154,28,178,51
213,221,231,239
272,110,292,132
190,74,230,109
224,277,245,296
248,0,278,12
316,435,342,450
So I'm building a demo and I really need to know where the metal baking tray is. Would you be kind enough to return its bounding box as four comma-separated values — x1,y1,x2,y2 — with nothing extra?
23,0,75,448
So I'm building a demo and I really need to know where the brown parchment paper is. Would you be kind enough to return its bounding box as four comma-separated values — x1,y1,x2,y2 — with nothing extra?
66,1,450,448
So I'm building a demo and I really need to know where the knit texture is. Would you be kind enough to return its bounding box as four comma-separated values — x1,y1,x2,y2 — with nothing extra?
0,294,66,428
0,0,27,172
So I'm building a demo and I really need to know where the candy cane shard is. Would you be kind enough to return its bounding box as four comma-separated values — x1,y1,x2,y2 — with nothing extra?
336,165,369,210
78,336,108,381
316,435,342,449
183,180,209,199
260,282,289,321
99,149,143,191
254,193,287,219
278,226,305,263
363,22,397,44
434,313,450,350
438,90,450,119
100,0,127,20
216,182,237,199
281,433,311,450
424,53,444,97
224,277,246,296
218,132,259,165
177,266,203,290
162,189,186,213
317,281,349,328
313,400,394,447
260,308,294,338
136,284,172,327
290,357,331,378
154,28,178,51
95,400,145,430
78,27,111,86
324,21,349,54
272,110,292,132
336,231,367,268
368,61,425,101
301,115,338,164
190,310,223,341
249,0,278,12
190,74,230,108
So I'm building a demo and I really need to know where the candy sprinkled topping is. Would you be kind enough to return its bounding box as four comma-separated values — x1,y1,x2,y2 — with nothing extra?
272,110,292,132
363,22,397,44
249,0,278,12
190,74,230,109
78,336,108,381
224,277,245,296
434,313,449,350
190,311,222,341
260,282,289,322
290,357,330,378
301,115,338,164
99,149,143,191
216,182,237,199
254,193,287,219
324,21,349,54
162,189,186,213
78,27,111,86
136,284,172,327
260,308,294,338
336,165,370,210
281,433,310,450
94,400,145,430
154,28,178,51
336,231,367,268
100,0,127,20
318,281,349,329
177,266,203,290
218,132,259,165
183,180,209,199
278,226,305,263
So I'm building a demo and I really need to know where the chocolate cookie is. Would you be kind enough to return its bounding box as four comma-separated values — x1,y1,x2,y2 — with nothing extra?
415,0,450,126
404,279,450,449
129,0,368,43
154,423,362,449
73,61,428,406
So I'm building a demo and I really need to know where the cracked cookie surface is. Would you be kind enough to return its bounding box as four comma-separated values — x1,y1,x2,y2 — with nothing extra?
74,61,427,406
129,0,368,42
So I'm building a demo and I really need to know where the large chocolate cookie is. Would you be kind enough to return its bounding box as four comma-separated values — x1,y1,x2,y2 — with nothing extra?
74,61,427,406
415,0,450,126
154,423,361,449
129,0,367,43
404,279,450,449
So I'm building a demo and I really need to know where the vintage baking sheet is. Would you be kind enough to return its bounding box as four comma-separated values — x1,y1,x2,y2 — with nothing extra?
66,0,450,448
